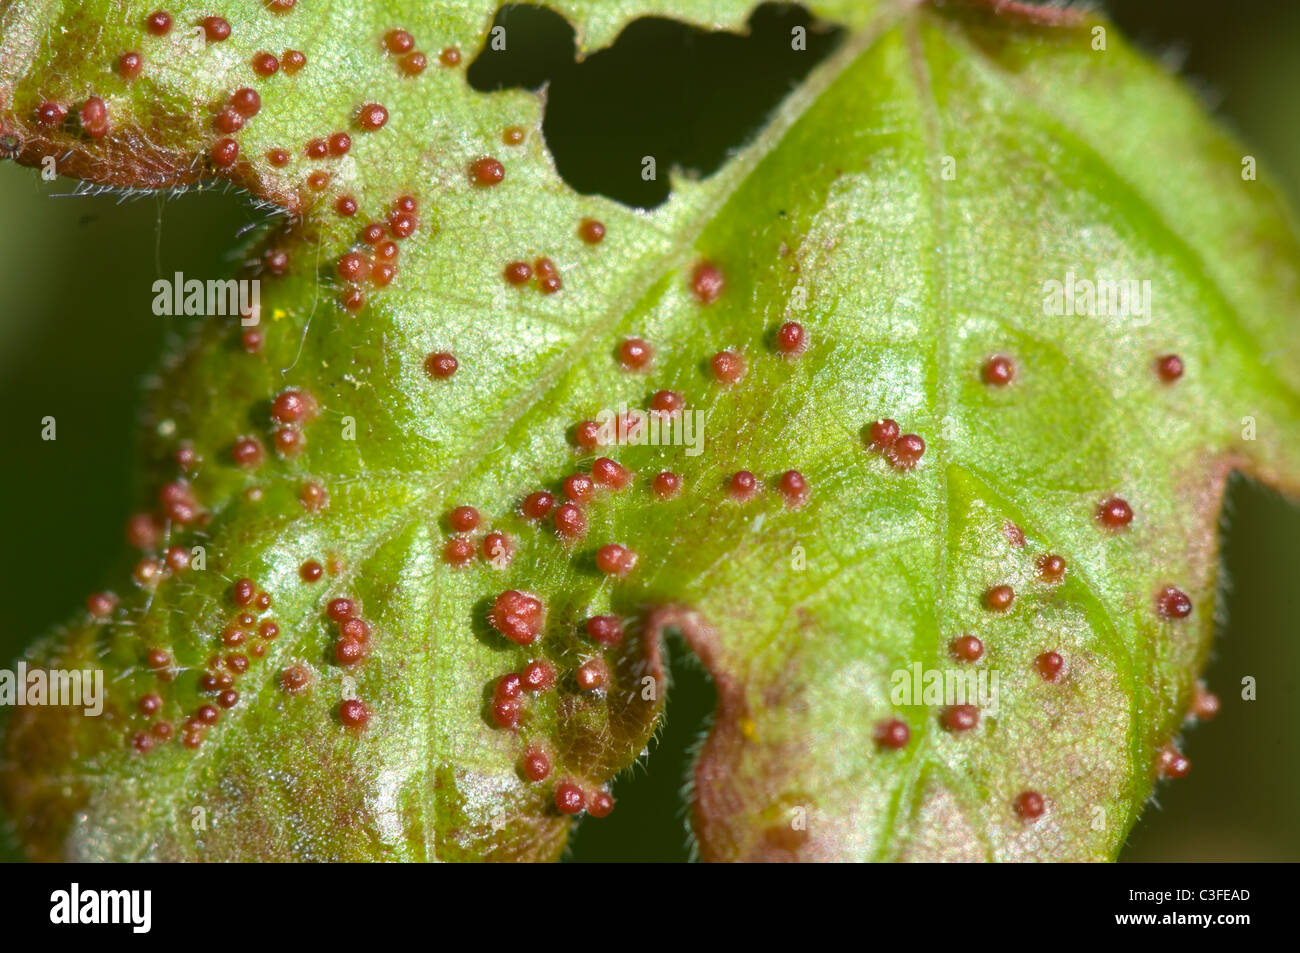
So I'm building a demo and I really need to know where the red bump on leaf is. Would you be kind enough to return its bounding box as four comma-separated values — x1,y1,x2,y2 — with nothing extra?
491,697,522,729
887,434,925,470
471,157,505,186
384,29,415,54
1190,684,1220,721
448,506,480,533
1157,746,1191,779
562,473,595,504
1014,791,1046,820
619,337,653,370
941,704,979,732
711,350,746,385
650,390,684,417
1035,651,1064,681
87,591,118,617
950,634,984,662
214,109,244,134
282,50,306,74
875,718,910,749
271,388,315,424
522,491,555,520
596,544,637,577
231,435,264,467
327,598,356,622
588,790,615,818
280,666,311,693
573,420,603,450
554,503,587,540
357,103,388,130
984,585,1015,612
982,355,1015,386
231,579,256,606
211,138,239,168
483,531,513,567
339,699,369,728
592,457,630,489
333,637,366,666
535,257,562,294
300,481,328,511
523,747,551,782
1037,553,1066,583
728,470,759,502
337,252,367,283
201,16,231,42
555,781,585,815
388,211,418,238
231,87,261,117
118,52,143,79
1155,354,1184,382
775,321,806,356
1156,585,1193,620
867,418,900,450
491,591,545,645
522,659,556,693
504,261,532,285
575,658,609,691
579,218,606,244
252,52,279,76
585,615,624,645
443,537,475,566
424,352,458,379
145,10,172,35
400,52,427,76
35,102,67,126
777,469,809,507
495,673,523,702
79,97,109,138
652,471,681,499
1097,496,1133,530
691,261,724,304
340,618,370,643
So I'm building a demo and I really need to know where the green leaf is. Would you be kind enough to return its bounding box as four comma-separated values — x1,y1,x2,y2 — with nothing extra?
2,0,1298,861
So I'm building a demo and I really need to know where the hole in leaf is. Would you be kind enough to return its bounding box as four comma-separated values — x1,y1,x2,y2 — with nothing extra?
468,3,845,208
565,634,716,861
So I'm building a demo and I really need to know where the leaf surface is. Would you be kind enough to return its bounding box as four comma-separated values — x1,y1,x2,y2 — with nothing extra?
1,0,1298,861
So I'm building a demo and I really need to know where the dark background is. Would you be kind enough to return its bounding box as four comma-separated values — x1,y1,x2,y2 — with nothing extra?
0,0,1297,862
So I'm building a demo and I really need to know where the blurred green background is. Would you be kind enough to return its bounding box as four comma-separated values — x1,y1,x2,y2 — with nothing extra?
1,0,1297,862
